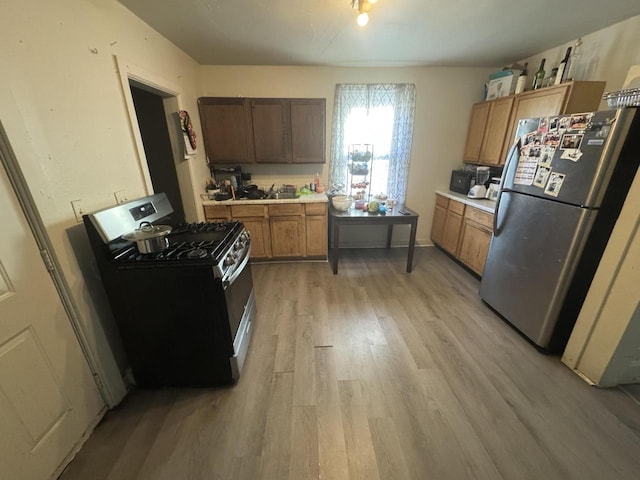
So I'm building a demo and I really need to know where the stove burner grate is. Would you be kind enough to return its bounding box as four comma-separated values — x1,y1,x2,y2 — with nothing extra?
183,248,209,259
116,220,242,265
173,221,233,236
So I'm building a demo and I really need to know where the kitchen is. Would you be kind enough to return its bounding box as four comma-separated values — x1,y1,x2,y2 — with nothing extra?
2,1,640,479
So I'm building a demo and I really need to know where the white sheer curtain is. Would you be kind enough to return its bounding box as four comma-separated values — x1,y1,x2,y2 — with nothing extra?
329,83,416,204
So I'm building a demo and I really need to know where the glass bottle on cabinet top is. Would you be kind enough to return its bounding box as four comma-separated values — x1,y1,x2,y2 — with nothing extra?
347,144,373,202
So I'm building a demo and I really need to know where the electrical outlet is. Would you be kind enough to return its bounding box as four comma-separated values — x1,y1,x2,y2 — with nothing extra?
71,200,84,223
114,190,128,204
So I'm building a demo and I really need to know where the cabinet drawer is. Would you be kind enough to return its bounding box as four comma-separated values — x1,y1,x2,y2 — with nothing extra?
230,204,266,218
269,203,304,216
435,194,449,209
448,199,466,215
204,205,229,219
305,202,327,216
465,207,493,229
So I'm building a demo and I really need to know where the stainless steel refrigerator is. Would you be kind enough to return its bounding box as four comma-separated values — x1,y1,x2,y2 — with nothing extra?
480,107,640,352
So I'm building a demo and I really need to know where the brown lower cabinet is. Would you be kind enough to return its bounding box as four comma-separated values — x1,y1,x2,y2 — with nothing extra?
457,207,494,276
269,204,306,258
304,202,329,257
203,202,327,261
441,199,465,255
431,194,494,276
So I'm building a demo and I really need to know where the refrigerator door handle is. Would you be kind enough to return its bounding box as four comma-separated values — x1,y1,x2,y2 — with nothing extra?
494,140,521,235
493,191,502,234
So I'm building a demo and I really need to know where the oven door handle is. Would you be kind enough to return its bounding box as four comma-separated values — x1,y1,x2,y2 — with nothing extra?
222,243,251,289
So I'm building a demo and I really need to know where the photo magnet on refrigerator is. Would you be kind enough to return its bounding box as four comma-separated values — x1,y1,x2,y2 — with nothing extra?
544,172,566,197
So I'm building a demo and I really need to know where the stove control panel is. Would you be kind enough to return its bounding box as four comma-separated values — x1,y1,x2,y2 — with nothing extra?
129,202,157,221
219,228,251,282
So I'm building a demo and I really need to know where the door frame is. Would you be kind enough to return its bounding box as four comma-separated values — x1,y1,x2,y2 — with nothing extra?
0,120,111,405
114,55,198,220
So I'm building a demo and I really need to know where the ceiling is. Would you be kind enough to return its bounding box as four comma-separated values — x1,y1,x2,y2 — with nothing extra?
118,0,640,67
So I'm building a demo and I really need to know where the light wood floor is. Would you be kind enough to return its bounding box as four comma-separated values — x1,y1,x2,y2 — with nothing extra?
59,247,640,480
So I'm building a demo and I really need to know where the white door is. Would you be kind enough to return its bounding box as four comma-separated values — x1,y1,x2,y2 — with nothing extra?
0,162,105,479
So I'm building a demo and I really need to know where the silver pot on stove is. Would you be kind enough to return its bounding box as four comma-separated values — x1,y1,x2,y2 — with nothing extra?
122,221,172,253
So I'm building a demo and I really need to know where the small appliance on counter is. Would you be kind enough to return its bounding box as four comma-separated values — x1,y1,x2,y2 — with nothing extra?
467,184,486,198
485,177,501,201
451,165,502,196
212,166,243,189
467,167,490,198
450,170,475,194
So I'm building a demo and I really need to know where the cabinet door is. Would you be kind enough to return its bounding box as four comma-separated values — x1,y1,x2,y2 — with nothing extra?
440,199,465,255
442,211,463,255
270,216,305,257
291,99,326,164
198,98,254,164
458,208,494,276
500,82,605,165
512,85,568,123
503,85,569,158
251,99,290,163
305,215,327,257
203,205,229,221
463,102,490,163
479,97,514,165
241,218,271,259
430,195,449,245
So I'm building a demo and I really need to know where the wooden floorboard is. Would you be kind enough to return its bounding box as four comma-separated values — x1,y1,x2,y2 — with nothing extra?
58,247,640,480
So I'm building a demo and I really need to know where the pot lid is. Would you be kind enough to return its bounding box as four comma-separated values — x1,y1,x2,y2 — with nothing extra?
122,222,172,241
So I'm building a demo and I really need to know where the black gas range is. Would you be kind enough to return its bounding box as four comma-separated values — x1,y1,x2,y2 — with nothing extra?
84,193,255,387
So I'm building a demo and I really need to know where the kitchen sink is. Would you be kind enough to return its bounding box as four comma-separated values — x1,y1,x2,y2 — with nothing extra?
266,192,296,199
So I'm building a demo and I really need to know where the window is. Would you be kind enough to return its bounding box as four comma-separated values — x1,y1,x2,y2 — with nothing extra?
329,84,416,204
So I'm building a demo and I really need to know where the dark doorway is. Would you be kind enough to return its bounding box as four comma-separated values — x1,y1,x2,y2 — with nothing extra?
129,85,185,223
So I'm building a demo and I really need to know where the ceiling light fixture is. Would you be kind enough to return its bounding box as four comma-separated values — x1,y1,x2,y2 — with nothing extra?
351,0,374,27
357,11,369,27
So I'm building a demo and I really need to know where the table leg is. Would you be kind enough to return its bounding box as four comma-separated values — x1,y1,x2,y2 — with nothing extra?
386,224,393,248
407,219,417,273
332,218,340,274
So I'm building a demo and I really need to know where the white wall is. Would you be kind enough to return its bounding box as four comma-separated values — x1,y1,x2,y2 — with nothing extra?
201,66,495,246
0,0,206,402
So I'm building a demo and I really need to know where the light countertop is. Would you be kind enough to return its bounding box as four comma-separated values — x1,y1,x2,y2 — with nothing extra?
202,193,329,206
435,190,497,214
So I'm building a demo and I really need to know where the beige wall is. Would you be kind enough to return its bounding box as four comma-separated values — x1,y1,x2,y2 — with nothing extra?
520,15,640,103
0,0,206,402
201,66,494,245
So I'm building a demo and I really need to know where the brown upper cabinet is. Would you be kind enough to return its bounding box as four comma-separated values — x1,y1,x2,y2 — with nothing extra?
198,98,254,164
463,81,606,166
290,99,326,163
251,99,289,163
198,97,326,164
463,97,513,165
